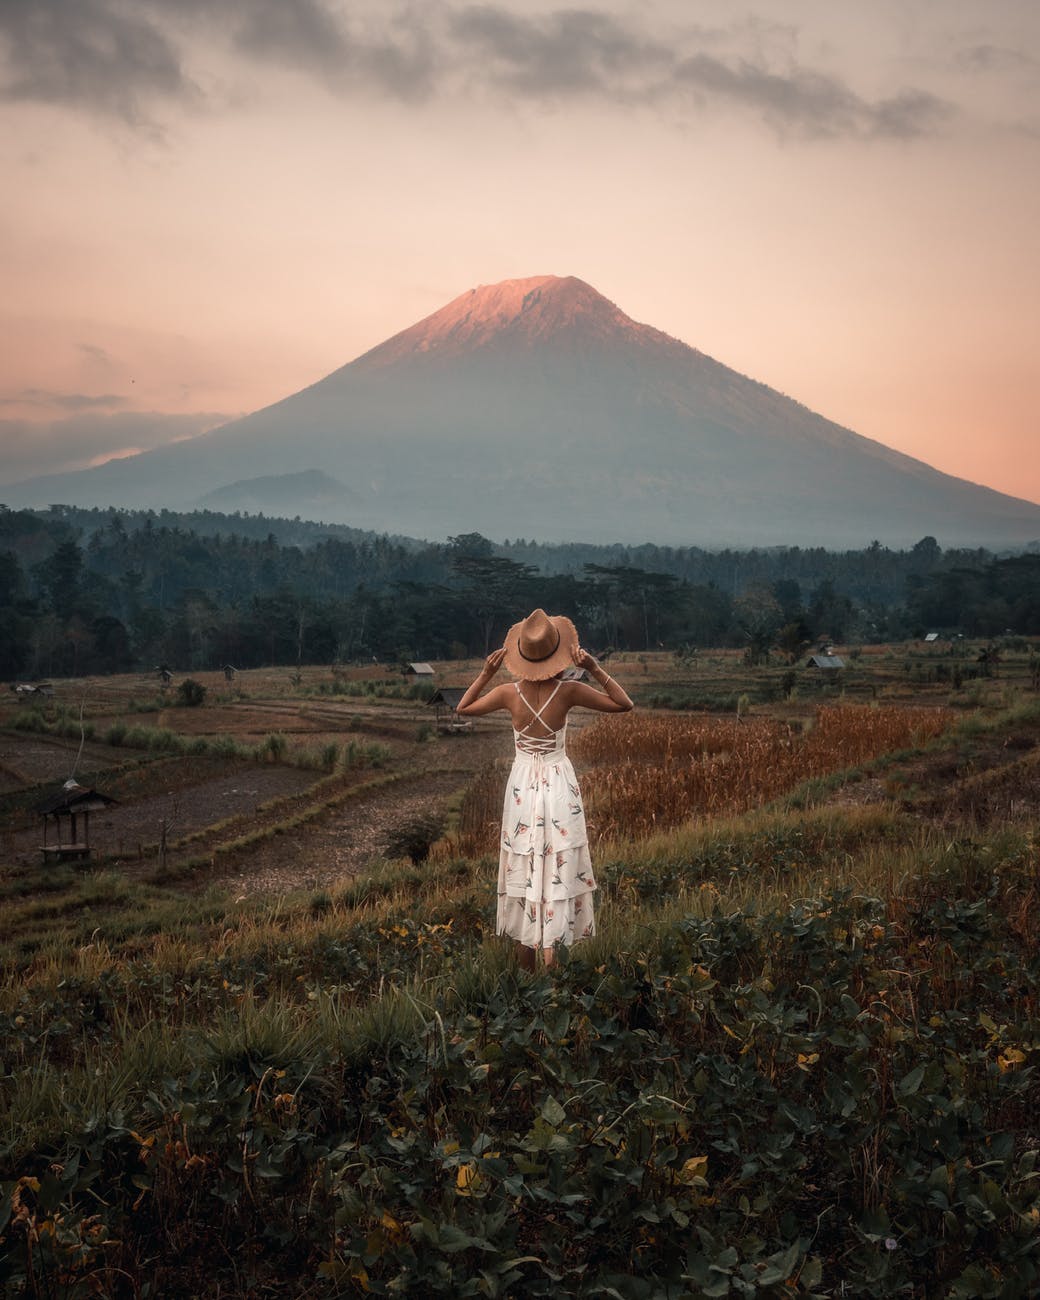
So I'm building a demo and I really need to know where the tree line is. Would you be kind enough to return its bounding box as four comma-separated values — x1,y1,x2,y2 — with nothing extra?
0,505,1037,679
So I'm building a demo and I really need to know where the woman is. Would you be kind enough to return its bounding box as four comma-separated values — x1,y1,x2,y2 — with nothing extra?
456,608,633,967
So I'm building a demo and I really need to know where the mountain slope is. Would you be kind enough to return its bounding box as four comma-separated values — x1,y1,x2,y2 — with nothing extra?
7,275,1040,548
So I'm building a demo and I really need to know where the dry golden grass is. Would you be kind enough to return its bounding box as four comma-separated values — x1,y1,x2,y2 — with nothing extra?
574,704,951,840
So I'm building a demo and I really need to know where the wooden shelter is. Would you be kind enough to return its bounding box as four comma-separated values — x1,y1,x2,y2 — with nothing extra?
806,654,845,671
405,662,436,678
38,780,118,863
428,687,472,732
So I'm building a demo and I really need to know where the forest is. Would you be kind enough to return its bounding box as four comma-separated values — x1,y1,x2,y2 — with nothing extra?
0,503,1038,678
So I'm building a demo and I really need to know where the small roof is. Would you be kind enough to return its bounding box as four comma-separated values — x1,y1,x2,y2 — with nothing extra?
406,662,435,675
37,780,118,816
924,632,940,642
559,667,588,681
429,687,467,707
806,654,845,670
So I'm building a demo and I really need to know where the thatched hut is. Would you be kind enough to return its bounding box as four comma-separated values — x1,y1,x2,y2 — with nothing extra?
428,687,472,731
38,780,118,863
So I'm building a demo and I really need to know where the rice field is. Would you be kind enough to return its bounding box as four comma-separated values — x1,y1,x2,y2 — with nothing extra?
453,704,953,853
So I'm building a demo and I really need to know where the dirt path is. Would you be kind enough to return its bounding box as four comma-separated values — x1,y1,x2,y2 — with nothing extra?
217,767,480,897
212,726,511,896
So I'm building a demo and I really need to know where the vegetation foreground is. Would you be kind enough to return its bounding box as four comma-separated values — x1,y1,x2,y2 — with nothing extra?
2,691,1040,1297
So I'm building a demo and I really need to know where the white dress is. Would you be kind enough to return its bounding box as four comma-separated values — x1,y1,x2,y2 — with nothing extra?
496,681,597,950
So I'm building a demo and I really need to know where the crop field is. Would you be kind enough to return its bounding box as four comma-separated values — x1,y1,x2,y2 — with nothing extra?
1,645,1039,1297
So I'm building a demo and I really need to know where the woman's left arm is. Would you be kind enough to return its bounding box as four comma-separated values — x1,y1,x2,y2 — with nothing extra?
568,649,634,713
456,648,512,716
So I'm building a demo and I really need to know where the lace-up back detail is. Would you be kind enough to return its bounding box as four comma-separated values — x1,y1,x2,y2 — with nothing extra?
513,681,566,759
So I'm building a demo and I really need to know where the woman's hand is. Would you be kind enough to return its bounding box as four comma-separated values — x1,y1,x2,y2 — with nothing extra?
571,646,632,711
483,647,507,677
573,646,601,675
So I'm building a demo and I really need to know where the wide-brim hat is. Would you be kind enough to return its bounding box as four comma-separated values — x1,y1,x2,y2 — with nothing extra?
502,609,579,681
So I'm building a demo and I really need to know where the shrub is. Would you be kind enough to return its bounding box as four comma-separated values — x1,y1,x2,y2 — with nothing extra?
260,732,288,762
340,740,390,771
175,678,207,708
384,811,446,864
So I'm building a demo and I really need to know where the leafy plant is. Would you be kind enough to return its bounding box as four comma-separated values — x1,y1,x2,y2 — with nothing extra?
175,677,207,707
384,811,446,864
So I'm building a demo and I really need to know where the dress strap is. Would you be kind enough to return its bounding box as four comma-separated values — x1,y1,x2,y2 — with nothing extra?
515,679,564,735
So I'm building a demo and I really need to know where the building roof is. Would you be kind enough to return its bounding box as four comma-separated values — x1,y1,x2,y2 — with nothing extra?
924,632,940,642
406,662,435,675
429,687,467,707
37,781,118,816
806,654,845,669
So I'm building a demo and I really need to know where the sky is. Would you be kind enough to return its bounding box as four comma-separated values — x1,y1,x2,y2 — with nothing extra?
1,0,1038,503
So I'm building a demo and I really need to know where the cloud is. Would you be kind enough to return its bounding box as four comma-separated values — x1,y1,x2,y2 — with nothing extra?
226,0,351,73
0,0,953,139
77,342,117,366
955,44,1035,74
451,6,952,138
0,0,191,125
0,390,127,412
448,7,672,99
149,0,436,99
0,410,227,485
671,53,951,139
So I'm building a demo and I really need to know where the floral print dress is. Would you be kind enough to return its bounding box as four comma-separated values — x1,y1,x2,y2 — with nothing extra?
497,681,596,950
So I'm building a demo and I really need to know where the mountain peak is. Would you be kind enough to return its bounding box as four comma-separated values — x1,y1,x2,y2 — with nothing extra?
355,273,670,368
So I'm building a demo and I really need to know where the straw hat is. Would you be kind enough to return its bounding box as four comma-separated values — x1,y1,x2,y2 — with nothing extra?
502,608,579,680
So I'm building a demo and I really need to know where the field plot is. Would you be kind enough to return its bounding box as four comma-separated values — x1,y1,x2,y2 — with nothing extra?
0,663,513,907
0,749,318,872
1,652,1039,1297
0,732,130,789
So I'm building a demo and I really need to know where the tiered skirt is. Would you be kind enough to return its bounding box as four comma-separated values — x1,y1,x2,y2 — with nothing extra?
496,750,597,950
496,844,597,949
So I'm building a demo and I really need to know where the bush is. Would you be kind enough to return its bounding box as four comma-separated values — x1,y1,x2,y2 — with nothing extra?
260,732,288,762
175,678,207,708
383,811,445,864
340,740,390,771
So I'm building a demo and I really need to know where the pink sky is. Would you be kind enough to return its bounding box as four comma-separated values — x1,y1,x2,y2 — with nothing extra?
2,0,1038,505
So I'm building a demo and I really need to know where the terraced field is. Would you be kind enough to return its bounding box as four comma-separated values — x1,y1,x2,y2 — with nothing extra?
2,651,1039,1296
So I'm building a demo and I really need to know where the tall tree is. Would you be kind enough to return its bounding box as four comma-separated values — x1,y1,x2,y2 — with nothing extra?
451,553,537,654
36,540,83,615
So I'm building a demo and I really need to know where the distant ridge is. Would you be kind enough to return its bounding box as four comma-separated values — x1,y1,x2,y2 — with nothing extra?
198,468,357,516
6,275,1040,548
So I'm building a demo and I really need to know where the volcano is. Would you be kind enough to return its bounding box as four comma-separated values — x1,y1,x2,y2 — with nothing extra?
8,275,1040,548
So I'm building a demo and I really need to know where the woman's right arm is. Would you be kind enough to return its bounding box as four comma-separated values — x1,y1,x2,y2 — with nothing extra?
456,648,511,716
